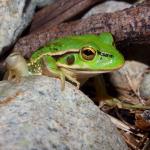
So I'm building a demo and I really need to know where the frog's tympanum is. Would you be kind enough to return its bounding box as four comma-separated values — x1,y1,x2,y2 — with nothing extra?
5,32,125,90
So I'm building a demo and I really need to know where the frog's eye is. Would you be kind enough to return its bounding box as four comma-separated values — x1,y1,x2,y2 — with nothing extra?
81,47,96,61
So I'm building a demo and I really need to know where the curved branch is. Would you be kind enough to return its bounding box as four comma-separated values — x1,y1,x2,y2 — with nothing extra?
30,0,100,32
14,3,150,58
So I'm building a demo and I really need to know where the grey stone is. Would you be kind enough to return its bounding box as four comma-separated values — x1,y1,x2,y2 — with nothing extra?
0,76,128,150
35,0,56,8
0,0,55,54
109,61,148,90
83,0,132,18
140,73,150,100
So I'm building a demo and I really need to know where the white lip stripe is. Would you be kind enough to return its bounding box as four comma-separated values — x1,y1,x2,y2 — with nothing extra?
57,64,112,74
57,63,124,74
31,49,79,63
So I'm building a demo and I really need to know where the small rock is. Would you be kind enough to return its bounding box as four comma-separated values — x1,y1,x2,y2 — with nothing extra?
83,0,132,18
0,76,127,150
110,61,148,91
139,72,150,101
109,61,149,104
35,0,56,8
0,0,55,54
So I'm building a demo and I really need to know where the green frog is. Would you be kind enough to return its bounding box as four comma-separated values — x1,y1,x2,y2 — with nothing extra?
5,32,124,90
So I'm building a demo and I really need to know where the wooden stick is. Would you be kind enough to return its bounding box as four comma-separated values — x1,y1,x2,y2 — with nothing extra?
14,3,150,58
30,0,100,32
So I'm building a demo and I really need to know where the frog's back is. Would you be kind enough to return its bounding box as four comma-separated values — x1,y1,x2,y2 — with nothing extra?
55,34,98,50
48,34,100,51
30,34,100,60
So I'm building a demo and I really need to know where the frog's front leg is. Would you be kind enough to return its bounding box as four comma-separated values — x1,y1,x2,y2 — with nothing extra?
4,52,29,82
41,55,66,90
42,55,80,90
59,68,80,89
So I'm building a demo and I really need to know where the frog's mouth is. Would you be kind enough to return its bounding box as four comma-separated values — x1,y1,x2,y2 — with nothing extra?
72,70,111,79
68,69,111,74
59,63,124,75
59,64,123,79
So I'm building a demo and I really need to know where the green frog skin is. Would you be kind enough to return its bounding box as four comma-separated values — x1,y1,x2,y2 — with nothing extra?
5,32,125,90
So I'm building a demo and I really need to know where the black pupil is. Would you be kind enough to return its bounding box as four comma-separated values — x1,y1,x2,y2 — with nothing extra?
83,49,94,56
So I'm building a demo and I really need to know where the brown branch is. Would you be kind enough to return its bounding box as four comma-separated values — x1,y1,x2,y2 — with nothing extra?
30,0,100,32
14,3,150,58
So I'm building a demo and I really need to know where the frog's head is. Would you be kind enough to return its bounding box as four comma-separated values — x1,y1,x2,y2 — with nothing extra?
57,32,125,75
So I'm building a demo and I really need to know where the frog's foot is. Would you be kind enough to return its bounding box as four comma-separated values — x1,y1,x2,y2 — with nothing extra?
4,52,29,82
44,68,80,90
42,55,80,90
59,72,66,91
42,66,66,90
64,73,80,89
60,68,80,89
93,76,150,110
5,70,21,83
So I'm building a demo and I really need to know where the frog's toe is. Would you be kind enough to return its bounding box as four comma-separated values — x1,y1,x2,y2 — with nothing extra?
5,52,29,82
6,70,21,83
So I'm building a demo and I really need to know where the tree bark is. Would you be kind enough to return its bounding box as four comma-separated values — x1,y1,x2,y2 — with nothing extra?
14,3,150,58
30,0,100,32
